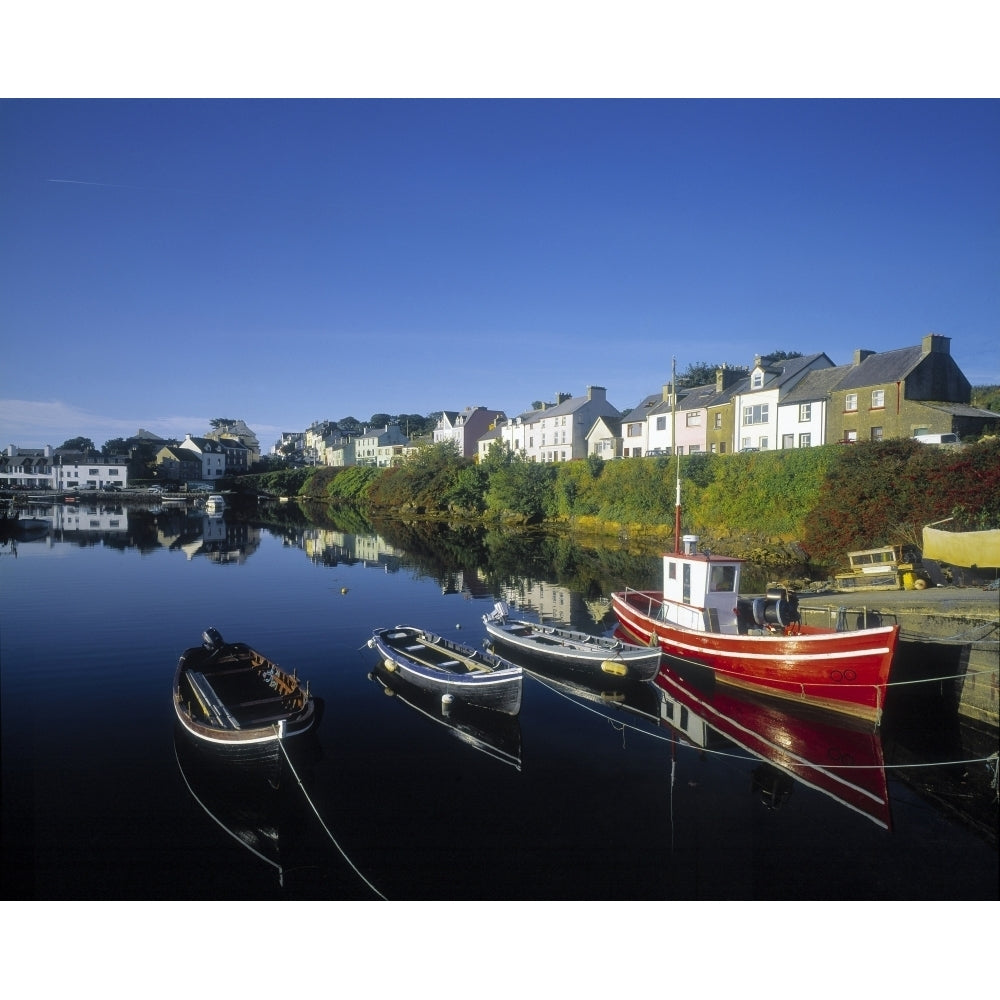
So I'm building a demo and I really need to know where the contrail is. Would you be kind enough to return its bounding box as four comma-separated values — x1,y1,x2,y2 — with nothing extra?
48,178,144,188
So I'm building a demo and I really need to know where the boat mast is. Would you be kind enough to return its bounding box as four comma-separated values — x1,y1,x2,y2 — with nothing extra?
672,356,681,554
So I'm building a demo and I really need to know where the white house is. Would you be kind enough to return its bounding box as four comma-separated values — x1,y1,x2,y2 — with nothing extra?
490,387,621,463
1,445,129,490
179,435,227,480
776,364,852,448
52,458,130,490
355,425,411,467
730,353,834,451
585,415,623,460
1,445,53,489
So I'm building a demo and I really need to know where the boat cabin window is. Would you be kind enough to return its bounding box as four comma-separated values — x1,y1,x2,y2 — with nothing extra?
709,565,736,592
667,561,677,580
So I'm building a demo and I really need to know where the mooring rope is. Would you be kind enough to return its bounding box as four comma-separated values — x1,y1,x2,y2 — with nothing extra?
886,665,997,688
173,740,286,886
277,738,388,900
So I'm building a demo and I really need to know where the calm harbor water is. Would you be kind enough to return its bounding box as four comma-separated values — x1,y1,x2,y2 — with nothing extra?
1,499,997,901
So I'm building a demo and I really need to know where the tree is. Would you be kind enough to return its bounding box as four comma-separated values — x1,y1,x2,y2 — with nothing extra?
58,437,96,453
101,438,131,456
677,362,749,387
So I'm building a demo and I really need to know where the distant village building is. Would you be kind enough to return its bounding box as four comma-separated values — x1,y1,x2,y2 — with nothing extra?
490,387,622,462
175,435,226,481
154,445,204,483
0,445,129,490
206,420,260,463
0,445,53,489
434,406,506,458
355,425,411,467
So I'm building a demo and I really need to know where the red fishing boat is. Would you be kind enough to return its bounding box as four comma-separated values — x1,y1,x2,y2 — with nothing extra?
610,359,899,725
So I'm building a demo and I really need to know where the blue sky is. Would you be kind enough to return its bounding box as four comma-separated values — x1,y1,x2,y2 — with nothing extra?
2,98,997,451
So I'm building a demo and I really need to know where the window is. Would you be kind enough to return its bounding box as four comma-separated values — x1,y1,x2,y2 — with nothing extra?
627,423,642,437
714,413,722,429
752,370,764,389
782,434,794,449
870,426,883,441
685,411,701,427
656,416,666,431
871,389,885,408
741,437,752,450
799,433,811,447
759,437,769,450
845,393,858,412
742,403,768,425
719,442,726,454
667,561,677,580
689,445,701,453
89,468,98,475
844,429,857,443
710,565,736,592
798,403,811,422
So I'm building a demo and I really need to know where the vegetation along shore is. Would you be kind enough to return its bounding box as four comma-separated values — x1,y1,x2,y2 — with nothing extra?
234,436,1000,575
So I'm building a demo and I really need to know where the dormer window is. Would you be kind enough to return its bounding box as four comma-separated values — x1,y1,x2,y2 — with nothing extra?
751,369,764,389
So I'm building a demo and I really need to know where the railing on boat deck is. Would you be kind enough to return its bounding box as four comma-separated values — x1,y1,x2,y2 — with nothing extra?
619,587,667,621
798,604,900,632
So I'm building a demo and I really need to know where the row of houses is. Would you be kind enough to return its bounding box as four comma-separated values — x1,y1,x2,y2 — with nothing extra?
0,433,255,491
4,334,996,490
290,333,996,469
575,334,997,461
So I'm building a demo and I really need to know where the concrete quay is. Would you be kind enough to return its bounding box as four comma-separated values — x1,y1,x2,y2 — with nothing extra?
797,584,999,729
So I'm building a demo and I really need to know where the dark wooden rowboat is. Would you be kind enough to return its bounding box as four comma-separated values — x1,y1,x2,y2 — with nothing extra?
174,627,315,746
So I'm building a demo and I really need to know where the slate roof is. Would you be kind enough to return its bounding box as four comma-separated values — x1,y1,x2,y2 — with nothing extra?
835,345,925,390
677,382,721,411
917,402,999,420
589,415,623,436
781,364,854,404
751,352,833,392
520,389,619,425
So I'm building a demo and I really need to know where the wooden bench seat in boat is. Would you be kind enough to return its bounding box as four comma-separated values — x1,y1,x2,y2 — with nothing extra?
186,670,241,729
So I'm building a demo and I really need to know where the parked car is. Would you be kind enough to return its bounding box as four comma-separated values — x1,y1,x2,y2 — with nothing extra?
147,486,163,494
103,485,121,493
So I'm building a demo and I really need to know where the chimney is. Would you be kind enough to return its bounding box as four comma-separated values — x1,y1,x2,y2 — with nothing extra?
587,386,606,401
853,349,876,366
715,364,740,392
556,392,571,404
922,333,950,355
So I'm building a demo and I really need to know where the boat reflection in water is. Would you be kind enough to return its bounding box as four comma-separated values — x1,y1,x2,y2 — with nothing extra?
368,662,522,770
172,718,325,888
642,638,892,831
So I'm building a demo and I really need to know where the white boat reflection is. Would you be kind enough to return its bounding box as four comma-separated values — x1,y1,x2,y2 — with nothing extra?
369,662,522,770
